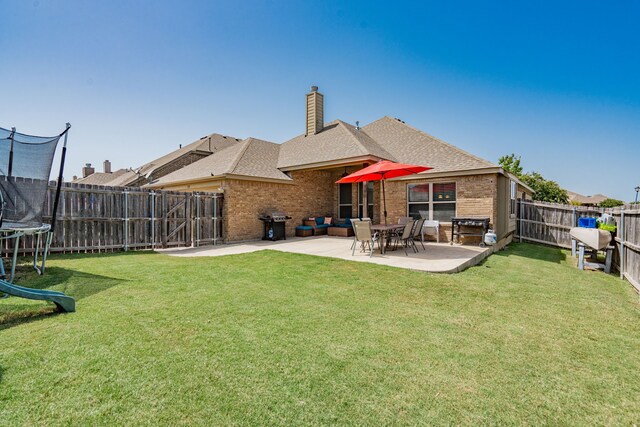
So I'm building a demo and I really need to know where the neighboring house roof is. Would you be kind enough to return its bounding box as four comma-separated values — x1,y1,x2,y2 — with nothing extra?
150,137,291,186
277,120,396,169
73,168,130,185
567,191,609,205
102,170,139,187
74,132,241,187
136,133,240,179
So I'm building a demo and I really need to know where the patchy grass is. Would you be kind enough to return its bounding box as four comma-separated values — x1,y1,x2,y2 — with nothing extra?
0,243,638,425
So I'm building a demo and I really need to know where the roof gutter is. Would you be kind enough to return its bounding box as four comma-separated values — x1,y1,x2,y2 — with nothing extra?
388,166,503,181
146,173,294,189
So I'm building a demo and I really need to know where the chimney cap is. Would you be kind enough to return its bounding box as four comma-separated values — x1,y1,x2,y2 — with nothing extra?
85,163,92,167
310,85,318,92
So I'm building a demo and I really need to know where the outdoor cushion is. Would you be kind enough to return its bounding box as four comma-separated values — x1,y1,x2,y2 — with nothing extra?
315,224,330,229
315,217,324,225
324,217,332,225
296,225,313,230
336,223,351,228
344,217,352,226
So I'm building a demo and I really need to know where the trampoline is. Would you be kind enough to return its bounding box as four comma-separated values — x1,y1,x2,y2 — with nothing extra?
0,124,75,312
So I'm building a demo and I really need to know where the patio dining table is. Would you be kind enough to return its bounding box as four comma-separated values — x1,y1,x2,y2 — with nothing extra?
370,223,404,255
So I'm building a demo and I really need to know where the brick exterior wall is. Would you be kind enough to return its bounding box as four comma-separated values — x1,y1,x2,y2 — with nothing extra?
163,170,502,244
222,170,338,242
382,174,498,243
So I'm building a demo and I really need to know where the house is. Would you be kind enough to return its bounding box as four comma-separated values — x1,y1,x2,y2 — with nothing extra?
73,133,241,186
146,86,534,244
566,191,609,207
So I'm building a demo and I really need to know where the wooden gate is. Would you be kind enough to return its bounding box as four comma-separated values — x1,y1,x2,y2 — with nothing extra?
192,193,224,247
160,192,191,248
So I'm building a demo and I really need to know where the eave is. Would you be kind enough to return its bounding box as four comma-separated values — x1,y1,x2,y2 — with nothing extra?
278,155,387,172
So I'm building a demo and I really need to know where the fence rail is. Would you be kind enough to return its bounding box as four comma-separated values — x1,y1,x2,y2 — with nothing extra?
516,200,640,293
2,182,223,255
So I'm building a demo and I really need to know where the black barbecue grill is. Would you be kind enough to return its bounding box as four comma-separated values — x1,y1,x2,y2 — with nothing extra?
258,211,292,241
450,217,490,246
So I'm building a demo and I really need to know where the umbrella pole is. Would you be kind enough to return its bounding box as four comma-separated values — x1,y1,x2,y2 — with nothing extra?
382,179,388,225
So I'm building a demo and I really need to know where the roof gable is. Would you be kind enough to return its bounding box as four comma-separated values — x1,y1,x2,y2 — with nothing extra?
277,120,394,169
137,133,241,178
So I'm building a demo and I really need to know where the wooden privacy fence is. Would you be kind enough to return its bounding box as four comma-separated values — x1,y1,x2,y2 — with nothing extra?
516,200,640,293
3,182,223,254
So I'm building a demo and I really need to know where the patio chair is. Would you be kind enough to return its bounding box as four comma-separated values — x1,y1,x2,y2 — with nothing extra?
422,220,440,243
398,216,412,225
391,219,415,256
350,218,361,250
352,220,379,258
412,218,426,251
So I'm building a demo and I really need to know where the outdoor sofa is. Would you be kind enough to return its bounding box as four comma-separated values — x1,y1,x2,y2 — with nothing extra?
295,216,354,237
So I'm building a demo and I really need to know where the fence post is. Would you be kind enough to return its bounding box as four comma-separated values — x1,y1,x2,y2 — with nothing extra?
150,191,155,249
195,193,201,247
519,199,523,243
619,207,625,280
123,189,129,251
572,206,577,227
213,194,218,245
162,192,168,248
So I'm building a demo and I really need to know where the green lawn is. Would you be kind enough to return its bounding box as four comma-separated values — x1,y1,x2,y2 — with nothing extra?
0,243,639,425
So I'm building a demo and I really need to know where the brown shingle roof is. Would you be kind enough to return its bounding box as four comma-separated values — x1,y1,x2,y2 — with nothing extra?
567,191,609,205
76,133,241,187
73,168,129,185
137,116,501,187
136,133,240,178
361,117,496,173
102,170,139,187
277,120,395,169
149,137,291,186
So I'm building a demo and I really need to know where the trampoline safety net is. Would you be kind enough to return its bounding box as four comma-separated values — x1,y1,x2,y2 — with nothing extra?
0,127,62,228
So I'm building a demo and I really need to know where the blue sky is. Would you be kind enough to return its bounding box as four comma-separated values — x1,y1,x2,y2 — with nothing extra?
1,0,638,200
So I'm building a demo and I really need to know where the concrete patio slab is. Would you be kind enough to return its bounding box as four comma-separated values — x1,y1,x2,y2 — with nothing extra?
158,236,494,273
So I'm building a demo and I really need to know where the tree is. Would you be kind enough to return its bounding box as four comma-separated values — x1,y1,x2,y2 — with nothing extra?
520,172,568,204
498,153,523,177
498,153,569,203
599,198,624,208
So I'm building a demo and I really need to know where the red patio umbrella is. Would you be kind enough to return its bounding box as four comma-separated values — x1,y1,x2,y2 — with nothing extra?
336,160,432,225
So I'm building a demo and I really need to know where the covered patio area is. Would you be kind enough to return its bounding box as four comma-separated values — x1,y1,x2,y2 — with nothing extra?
159,236,495,273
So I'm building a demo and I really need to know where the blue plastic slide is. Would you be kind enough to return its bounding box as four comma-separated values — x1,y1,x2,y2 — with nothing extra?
0,279,75,312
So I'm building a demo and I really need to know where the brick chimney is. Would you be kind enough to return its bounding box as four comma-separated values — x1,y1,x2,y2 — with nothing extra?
82,163,95,178
103,160,112,173
305,85,324,136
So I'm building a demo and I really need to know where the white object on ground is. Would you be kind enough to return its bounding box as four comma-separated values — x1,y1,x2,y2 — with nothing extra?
569,227,612,250
484,229,497,245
